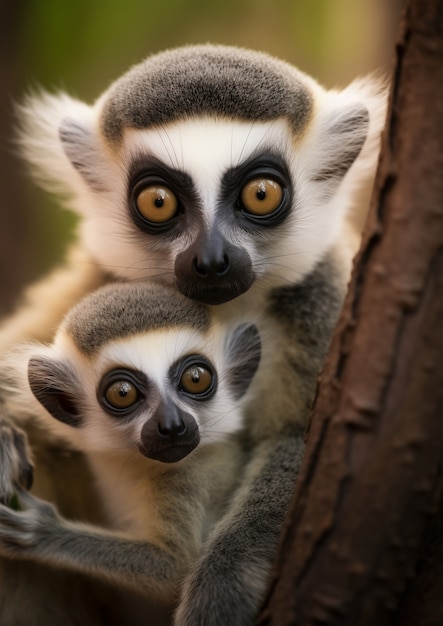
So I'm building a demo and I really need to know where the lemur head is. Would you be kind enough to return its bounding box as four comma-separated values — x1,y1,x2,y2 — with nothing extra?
25,283,261,463
19,44,386,304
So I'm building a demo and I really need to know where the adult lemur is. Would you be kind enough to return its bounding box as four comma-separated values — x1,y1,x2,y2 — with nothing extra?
0,45,386,624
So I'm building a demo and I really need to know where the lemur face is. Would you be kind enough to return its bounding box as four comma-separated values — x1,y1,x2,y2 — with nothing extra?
20,45,379,306
27,283,261,464
120,119,296,305
67,111,367,306
85,330,230,463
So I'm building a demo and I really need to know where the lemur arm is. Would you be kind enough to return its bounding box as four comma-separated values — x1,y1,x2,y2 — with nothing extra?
0,488,194,600
0,436,246,601
174,431,305,626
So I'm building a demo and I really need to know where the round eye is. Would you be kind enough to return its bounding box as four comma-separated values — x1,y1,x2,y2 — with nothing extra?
240,178,283,216
104,380,139,410
136,185,178,223
180,365,213,396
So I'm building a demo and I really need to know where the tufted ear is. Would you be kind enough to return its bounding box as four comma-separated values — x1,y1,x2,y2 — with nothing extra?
58,117,107,192
17,91,108,199
225,323,261,400
28,356,84,427
313,104,369,185
305,101,370,205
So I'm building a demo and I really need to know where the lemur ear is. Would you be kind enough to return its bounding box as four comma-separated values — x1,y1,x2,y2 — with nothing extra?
314,104,369,184
59,117,107,192
310,102,369,198
28,357,83,427
225,323,261,400
17,91,107,199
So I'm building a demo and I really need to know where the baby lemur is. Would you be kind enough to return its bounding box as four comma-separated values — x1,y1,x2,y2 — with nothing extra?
0,281,271,620
0,44,386,624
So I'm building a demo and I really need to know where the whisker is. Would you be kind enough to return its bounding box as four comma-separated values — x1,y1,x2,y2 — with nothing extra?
156,125,181,171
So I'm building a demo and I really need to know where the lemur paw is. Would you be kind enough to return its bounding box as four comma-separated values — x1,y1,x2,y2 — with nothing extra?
0,415,34,503
0,489,59,556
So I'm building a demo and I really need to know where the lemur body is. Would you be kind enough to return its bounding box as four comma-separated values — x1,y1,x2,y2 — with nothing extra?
0,282,264,622
0,45,386,624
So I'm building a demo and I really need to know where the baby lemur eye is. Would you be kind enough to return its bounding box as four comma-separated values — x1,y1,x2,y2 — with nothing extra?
240,178,283,216
181,366,213,395
136,185,178,223
98,369,147,416
104,380,139,409
175,356,217,399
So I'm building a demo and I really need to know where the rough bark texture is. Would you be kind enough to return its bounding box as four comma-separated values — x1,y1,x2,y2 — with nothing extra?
258,0,443,624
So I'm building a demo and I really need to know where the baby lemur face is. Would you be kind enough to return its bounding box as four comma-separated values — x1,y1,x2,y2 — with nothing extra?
26,283,261,463
21,45,383,305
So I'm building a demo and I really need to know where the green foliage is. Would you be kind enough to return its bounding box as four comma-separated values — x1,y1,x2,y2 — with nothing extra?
7,492,21,511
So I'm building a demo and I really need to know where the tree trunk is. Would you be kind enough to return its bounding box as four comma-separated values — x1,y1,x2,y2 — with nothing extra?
258,0,443,624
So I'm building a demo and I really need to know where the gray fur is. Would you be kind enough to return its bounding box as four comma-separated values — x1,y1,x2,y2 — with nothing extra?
59,119,107,192
173,258,343,625
100,45,313,141
274,257,343,401
312,105,369,185
226,324,262,401
0,436,247,607
64,282,210,355
240,254,345,446
0,415,33,503
175,428,305,626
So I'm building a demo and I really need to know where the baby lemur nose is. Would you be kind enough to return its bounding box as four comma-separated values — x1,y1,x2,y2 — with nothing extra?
139,403,201,463
154,400,187,437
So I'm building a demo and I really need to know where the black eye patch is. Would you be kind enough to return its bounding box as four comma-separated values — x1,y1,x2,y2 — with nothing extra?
219,151,293,228
127,156,201,235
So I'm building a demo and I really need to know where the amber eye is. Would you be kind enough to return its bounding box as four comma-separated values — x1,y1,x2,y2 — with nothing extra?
135,185,178,223
104,380,139,410
180,365,213,395
240,178,283,216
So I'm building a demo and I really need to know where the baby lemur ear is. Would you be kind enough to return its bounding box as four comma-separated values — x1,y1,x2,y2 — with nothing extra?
28,357,83,427
225,323,261,400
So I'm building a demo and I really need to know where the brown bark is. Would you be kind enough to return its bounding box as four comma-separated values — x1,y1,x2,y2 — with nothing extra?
258,0,443,624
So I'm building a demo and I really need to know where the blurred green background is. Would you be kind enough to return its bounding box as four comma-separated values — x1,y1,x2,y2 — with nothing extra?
0,0,403,316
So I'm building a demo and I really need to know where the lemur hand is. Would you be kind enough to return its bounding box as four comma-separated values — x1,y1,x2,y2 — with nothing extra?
0,411,33,504
0,489,60,558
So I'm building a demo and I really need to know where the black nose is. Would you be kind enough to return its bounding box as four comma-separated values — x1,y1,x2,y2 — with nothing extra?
157,417,187,437
154,400,187,437
138,402,200,463
193,253,230,278
174,229,255,304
